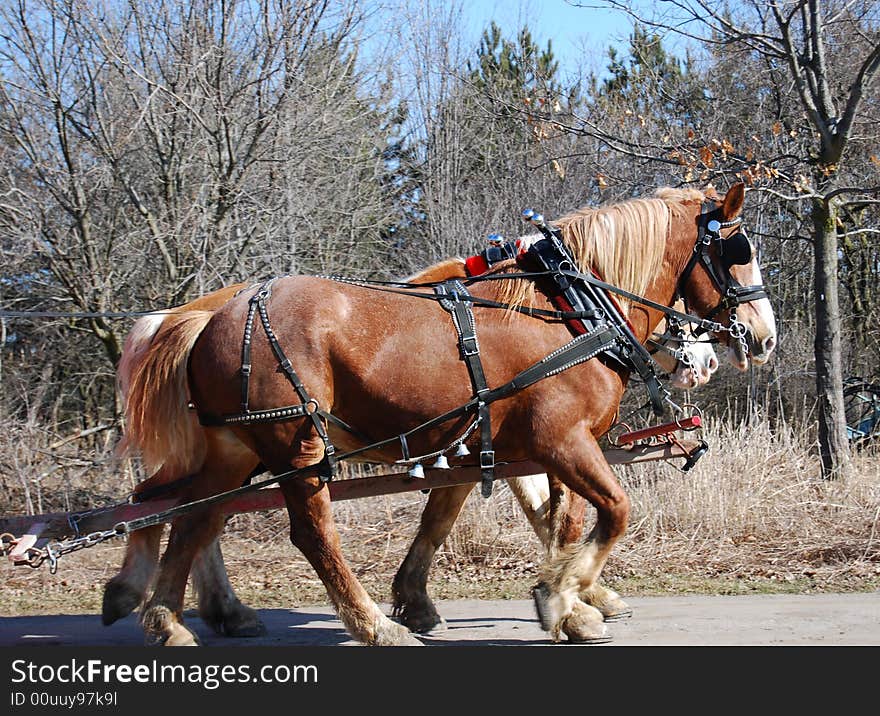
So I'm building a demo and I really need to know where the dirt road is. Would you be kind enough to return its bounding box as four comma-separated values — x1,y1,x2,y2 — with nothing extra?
1,593,878,646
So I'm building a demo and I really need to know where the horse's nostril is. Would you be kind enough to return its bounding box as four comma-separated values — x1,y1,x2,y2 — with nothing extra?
762,335,776,356
707,355,718,372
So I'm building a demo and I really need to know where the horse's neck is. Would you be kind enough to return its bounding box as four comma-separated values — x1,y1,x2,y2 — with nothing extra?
637,204,702,342
404,258,466,283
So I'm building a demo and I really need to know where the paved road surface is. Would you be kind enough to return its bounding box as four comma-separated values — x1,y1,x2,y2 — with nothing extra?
2,593,878,646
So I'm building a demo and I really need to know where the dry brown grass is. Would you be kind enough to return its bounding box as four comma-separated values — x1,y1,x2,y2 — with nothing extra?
1,416,878,616
604,414,880,591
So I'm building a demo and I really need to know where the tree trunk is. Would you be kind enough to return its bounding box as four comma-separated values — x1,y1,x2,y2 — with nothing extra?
812,196,850,478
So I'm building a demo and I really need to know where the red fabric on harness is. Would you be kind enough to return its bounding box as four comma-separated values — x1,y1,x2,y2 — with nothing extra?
550,269,636,335
465,254,489,277
551,294,587,335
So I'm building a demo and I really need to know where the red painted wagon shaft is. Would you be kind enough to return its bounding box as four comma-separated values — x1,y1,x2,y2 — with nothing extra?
1,441,701,553
615,416,701,446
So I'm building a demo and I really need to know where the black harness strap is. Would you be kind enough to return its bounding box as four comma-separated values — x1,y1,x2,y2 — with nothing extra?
518,229,669,416
121,322,624,534
199,280,338,481
435,280,495,497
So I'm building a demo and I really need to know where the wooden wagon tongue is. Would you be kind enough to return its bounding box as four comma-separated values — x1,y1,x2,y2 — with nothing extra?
615,415,702,446
0,436,708,572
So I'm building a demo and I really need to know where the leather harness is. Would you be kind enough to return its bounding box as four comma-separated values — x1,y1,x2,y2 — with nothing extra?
194,203,767,497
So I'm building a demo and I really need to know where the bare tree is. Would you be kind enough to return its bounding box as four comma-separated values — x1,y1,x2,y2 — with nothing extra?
0,0,402,441
567,0,880,477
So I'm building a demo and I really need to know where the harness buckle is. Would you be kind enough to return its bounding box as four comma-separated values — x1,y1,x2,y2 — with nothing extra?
460,336,480,357
240,364,252,376
479,450,495,470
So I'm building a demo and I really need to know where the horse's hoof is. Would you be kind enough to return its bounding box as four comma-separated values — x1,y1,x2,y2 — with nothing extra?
580,585,633,622
374,618,423,646
101,579,143,626
201,603,267,638
223,615,268,638
393,604,445,634
142,606,200,647
602,608,633,623
562,601,611,644
532,582,557,633
564,634,614,644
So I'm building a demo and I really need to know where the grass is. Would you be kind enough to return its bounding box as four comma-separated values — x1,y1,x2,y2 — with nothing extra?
1,414,879,617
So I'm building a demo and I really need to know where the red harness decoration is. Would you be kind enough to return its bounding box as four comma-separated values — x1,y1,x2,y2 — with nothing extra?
464,254,489,277
550,269,636,336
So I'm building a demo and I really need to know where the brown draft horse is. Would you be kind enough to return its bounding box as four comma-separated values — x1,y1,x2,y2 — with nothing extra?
104,261,719,637
104,277,716,638
116,184,776,645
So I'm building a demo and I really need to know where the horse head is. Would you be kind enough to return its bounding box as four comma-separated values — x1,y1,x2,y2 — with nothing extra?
675,183,777,372
650,300,720,390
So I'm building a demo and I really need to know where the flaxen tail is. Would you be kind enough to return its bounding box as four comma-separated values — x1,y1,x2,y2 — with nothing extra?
121,310,215,477
117,312,167,402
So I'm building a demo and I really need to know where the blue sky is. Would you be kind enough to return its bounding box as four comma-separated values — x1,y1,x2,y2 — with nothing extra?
460,1,640,78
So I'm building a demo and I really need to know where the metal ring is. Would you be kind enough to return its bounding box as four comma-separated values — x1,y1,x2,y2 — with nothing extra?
728,320,747,340
305,399,320,415
606,422,633,448
674,404,703,430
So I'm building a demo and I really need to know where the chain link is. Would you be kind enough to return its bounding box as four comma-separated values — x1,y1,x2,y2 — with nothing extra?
24,524,127,574
727,311,750,357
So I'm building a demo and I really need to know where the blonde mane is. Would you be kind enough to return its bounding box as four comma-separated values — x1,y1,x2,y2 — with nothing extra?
498,188,707,314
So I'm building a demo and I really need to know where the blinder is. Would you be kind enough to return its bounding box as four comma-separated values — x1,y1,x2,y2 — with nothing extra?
720,231,752,267
706,217,753,268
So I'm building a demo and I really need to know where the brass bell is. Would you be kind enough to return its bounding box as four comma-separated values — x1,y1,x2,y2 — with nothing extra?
454,443,470,457
432,455,450,469
408,463,425,479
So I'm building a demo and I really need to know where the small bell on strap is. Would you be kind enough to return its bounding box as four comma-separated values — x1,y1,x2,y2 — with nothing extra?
454,443,470,457
407,463,425,479
432,455,450,469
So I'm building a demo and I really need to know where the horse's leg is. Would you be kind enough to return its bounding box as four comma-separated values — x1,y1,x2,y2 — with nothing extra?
392,483,475,633
532,432,630,644
545,475,633,622
101,524,163,625
510,474,632,622
140,509,226,646
506,474,552,547
191,534,267,638
546,473,586,552
140,432,259,646
282,474,422,646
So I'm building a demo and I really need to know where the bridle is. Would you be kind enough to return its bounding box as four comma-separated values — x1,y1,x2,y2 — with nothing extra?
677,200,768,352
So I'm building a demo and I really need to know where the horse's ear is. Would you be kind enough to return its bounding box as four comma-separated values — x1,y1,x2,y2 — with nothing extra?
721,182,745,220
